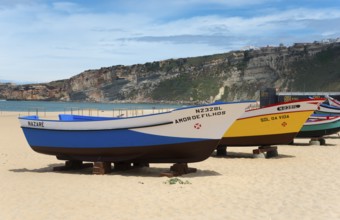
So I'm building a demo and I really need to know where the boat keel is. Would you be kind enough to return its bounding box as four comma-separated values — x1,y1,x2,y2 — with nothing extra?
93,162,112,174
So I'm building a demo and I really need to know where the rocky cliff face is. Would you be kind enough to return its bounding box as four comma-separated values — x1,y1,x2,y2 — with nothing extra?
1,41,340,103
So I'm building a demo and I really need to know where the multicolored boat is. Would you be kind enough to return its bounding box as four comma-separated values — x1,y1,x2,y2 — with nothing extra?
19,101,254,163
219,99,325,146
326,96,340,108
296,114,340,138
315,103,340,116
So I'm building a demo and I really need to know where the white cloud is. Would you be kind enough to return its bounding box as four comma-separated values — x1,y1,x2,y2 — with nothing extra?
116,7,340,48
0,1,340,82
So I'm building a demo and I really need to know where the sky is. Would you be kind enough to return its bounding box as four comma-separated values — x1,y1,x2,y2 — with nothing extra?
0,0,340,83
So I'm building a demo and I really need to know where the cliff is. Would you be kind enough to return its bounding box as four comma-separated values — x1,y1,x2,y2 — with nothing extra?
1,40,340,103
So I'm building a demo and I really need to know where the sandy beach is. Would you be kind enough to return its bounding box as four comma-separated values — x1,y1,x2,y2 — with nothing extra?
1,111,340,220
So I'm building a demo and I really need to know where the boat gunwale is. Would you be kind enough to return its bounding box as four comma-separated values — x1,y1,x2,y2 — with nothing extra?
172,100,256,111
245,98,325,113
18,110,173,122
18,100,257,122
20,121,174,131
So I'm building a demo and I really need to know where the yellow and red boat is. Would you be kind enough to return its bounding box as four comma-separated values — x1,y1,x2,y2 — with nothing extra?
219,99,325,146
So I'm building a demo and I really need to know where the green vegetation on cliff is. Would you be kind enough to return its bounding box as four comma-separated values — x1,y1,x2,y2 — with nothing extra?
291,46,340,91
151,73,221,102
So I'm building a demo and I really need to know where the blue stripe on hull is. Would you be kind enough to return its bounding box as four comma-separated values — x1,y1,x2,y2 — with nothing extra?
22,128,208,148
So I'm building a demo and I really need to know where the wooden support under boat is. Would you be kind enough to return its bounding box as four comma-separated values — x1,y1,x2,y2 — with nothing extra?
53,160,93,171
53,160,195,176
160,163,197,177
93,162,112,174
253,146,278,158
216,145,227,156
309,138,326,145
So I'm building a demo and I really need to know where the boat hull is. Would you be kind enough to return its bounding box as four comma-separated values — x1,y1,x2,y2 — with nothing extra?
20,101,254,163
296,127,340,138
221,132,297,146
296,116,340,138
219,99,324,146
22,127,219,163
315,104,340,116
32,140,219,163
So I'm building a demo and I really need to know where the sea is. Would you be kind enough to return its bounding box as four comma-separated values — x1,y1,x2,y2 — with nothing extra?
0,100,184,112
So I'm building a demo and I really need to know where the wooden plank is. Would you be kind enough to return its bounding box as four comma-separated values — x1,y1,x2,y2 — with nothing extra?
160,163,197,177
93,162,112,174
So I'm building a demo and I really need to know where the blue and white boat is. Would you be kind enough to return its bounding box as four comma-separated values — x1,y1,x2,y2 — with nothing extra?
316,103,340,116
19,101,254,163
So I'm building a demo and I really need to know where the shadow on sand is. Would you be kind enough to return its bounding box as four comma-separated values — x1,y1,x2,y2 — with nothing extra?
211,151,295,159
9,163,221,177
292,135,339,145
9,163,92,174
290,142,337,147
